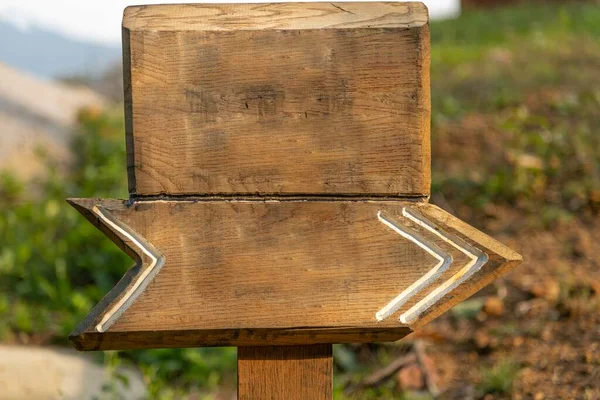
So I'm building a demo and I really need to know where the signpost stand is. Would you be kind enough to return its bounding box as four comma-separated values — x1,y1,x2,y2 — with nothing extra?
238,345,332,399
68,3,521,398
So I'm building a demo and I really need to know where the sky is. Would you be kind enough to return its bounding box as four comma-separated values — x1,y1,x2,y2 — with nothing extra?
0,0,460,46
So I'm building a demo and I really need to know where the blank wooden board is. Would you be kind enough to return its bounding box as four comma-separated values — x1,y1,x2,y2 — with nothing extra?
68,198,521,350
122,2,431,196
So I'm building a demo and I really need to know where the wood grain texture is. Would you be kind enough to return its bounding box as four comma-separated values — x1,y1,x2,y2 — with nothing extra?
238,345,333,400
123,2,428,31
68,199,521,350
69,327,410,351
122,2,431,196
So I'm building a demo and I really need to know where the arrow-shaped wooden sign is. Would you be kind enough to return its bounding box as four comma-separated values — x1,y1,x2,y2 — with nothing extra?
67,2,522,364
68,198,520,350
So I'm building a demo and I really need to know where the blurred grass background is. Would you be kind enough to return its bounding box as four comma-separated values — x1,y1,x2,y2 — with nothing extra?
1,2,599,399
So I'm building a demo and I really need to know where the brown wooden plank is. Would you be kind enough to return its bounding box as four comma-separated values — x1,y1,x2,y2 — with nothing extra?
122,2,431,196
68,199,521,350
238,345,333,400
123,2,429,31
69,327,410,351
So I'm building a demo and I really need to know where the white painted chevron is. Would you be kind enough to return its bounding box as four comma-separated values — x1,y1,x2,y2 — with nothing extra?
92,206,165,333
376,211,453,321
399,208,489,324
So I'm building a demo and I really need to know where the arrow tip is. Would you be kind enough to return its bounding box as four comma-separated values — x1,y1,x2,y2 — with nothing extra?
67,197,93,215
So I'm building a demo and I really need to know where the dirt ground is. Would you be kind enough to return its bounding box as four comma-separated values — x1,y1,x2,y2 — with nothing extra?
420,111,600,399
424,188,600,399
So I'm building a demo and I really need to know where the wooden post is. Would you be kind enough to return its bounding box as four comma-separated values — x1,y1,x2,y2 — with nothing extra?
67,3,522,399
238,345,333,399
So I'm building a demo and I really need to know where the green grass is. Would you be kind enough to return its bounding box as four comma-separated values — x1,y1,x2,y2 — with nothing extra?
1,2,599,398
0,110,130,341
0,110,237,397
477,359,521,396
430,3,600,68
429,4,600,226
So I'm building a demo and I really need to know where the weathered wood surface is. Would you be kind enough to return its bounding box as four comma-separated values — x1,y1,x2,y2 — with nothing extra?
68,3,524,361
123,3,428,31
123,2,431,196
70,327,410,351
68,198,521,350
238,345,333,400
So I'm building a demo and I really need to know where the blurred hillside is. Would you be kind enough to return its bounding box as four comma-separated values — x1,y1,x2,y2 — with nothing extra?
0,19,120,79
0,63,106,184
1,2,599,400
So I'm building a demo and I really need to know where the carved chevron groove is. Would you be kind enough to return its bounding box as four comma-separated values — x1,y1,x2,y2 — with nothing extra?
376,211,453,321
376,207,490,325
399,208,489,324
67,199,521,350
92,206,165,333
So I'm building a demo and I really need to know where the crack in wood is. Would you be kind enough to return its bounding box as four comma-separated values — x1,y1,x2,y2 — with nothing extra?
128,194,431,203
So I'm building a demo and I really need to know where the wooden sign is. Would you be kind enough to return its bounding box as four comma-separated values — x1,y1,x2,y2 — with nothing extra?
68,3,521,398
69,198,520,350
121,2,431,197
